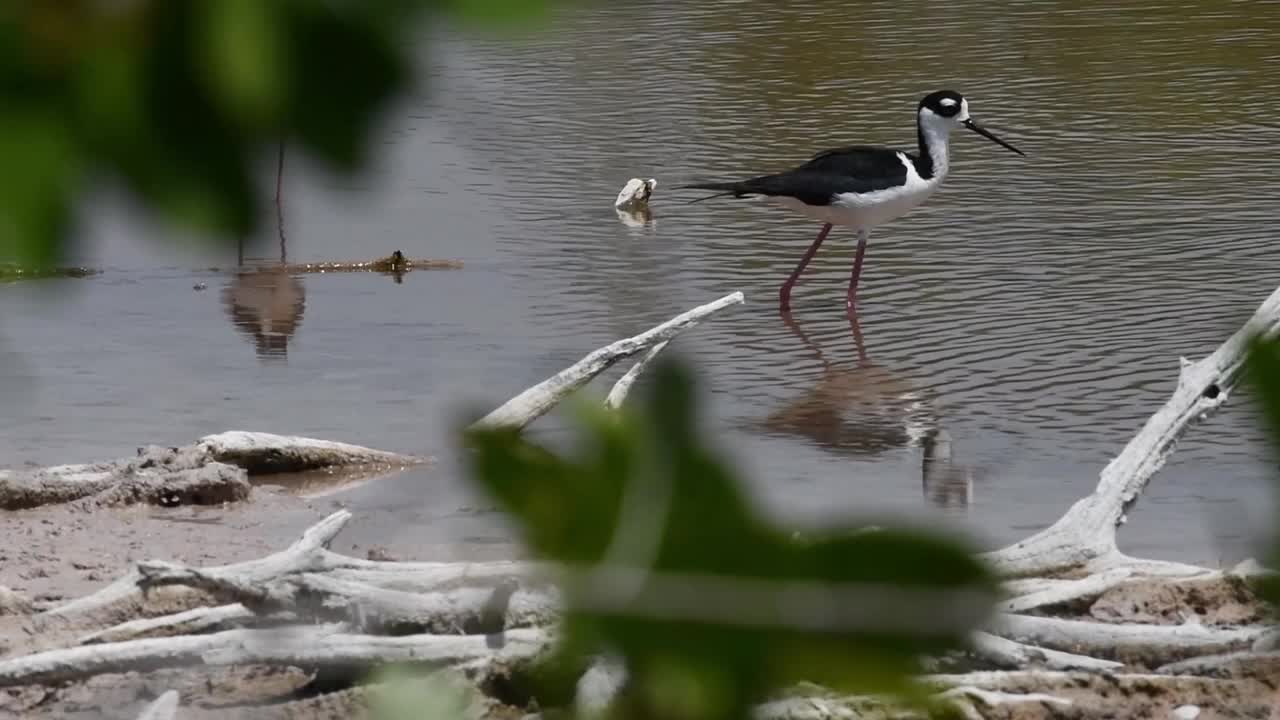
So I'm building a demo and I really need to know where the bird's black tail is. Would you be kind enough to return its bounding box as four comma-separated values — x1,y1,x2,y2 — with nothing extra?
673,181,747,204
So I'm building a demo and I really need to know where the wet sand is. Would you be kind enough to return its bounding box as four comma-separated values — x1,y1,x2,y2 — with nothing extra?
0,479,517,613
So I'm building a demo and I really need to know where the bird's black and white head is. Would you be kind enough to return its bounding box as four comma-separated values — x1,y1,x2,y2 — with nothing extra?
917,89,1024,157
919,90,970,124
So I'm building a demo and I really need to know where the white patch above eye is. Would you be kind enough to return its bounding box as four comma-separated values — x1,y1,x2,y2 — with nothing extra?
939,98,958,107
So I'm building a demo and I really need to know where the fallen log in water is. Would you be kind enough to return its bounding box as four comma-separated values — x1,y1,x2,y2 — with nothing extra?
0,433,426,511
0,264,100,281
472,291,745,431
266,250,464,274
195,431,423,476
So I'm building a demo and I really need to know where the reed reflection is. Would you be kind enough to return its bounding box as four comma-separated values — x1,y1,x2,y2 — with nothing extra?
222,235,306,362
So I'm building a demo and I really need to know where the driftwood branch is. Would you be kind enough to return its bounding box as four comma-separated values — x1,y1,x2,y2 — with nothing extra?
989,614,1266,666
0,625,550,689
44,509,541,626
195,431,423,475
472,291,744,431
937,685,1073,719
1156,650,1280,678
0,433,425,511
135,567,557,635
0,455,249,511
45,509,354,620
984,285,1280,578
79,603,261,645
605,340,671,409
998,568,1135,614
135,690,179,720
969,631,1122,671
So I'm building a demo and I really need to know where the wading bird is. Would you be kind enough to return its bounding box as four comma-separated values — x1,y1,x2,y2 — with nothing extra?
680,90,1025,312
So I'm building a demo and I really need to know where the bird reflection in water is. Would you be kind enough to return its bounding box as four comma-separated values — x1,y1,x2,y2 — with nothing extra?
222,235,306,362
761,309,975,511
763,309,935,455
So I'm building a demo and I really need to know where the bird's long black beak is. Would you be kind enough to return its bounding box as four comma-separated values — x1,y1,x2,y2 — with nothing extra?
963,118,1025,156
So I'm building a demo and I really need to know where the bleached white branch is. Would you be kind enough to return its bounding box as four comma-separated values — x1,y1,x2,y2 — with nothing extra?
0,625,551,688
135,568,557,635
45,510,353,620
923,669,1166,688
984,285,1280,578
752,695,886,720
1156,650,1280,677
3,433,425,511
999,568,1134,613
938,685,1072,710
197,431,424,475
983,287,1280,579
990,614,1266,665
79,603,272,645
605,340,670,409
970,631,1122,671
135,690,179,720
471,292,745,431
752,684,1073,720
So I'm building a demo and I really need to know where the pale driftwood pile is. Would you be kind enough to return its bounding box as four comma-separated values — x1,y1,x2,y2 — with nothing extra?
1,288,1279,719
0,432,426,511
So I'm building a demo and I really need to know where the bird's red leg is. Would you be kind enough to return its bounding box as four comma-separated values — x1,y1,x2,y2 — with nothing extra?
845,229,869,313
779,223,832,312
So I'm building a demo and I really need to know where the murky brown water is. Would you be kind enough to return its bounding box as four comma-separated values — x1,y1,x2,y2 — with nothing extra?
3,0,1279,564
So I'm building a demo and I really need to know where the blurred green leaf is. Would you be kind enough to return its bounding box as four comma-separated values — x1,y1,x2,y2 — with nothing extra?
1244,333,1280,605
369,667,481,720
199,0,287,128
0,111,79,268
281,4,408,171
463,358,998,720
0,0,571,265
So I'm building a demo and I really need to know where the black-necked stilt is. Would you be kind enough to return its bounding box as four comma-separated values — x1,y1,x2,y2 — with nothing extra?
680,90,1025,312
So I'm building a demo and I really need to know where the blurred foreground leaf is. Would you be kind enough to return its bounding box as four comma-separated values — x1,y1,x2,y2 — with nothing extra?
1244,334,1280,605
0,111,79,268
0,0,567,267
369,667,481,720
463,358,998,720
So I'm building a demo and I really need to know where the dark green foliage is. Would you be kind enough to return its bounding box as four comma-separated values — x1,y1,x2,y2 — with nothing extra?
463,358,999,720
1244,334,1280,605
0,0,563,268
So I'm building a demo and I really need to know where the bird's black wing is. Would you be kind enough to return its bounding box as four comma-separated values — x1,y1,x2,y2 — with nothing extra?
680,145,911,206
798,144,910,180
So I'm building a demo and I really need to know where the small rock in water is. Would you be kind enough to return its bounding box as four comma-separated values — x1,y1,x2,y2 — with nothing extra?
614,177,657,209
1172,706,1200,720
